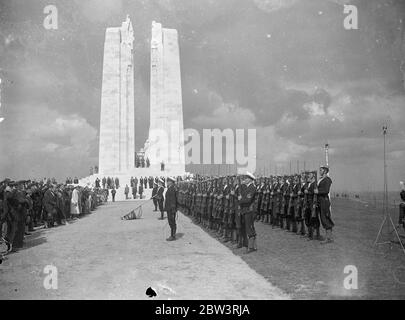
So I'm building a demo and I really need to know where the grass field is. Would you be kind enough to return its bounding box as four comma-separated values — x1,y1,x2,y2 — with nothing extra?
196,197,405,299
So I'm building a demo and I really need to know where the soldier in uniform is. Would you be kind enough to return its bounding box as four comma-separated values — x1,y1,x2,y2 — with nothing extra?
222,177,231,242
304,171,321,240
260,177,271,224
295,172,307,236
288,175,300,233
255,178,264,222
270,176,280,228
156,179,165,220
238,172,257,253
202,181,209,228
138,183,143,199
316,166,334,244
279,176,288,229
215,178,224,237
152,182,158,210
164,177,178,241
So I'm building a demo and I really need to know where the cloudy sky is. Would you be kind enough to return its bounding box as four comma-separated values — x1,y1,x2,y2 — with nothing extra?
0,0,404,191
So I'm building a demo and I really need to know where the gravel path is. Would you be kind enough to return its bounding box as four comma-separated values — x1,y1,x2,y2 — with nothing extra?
0,201,288,300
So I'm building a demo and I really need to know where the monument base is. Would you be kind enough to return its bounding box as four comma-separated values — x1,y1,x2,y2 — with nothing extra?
79,164,186,201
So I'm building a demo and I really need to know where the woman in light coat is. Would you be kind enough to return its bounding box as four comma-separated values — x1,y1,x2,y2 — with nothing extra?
70,187,80,218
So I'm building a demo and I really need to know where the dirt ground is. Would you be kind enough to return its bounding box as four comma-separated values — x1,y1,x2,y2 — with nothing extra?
212,198,405,299
0,200,288,300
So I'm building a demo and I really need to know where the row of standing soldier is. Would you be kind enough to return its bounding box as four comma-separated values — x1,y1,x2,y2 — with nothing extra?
177,166,334,254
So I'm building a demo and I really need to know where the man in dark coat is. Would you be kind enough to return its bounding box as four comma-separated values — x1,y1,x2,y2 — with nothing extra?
139,177,144,190
124,184,130,200
111,188,116,202
156,179,165,220
138,183,143,199
95,178,100,188
316,166,334,244
238,172,257,253
152,182,158,211
134,177,138,189
164,177,178,241
42,185,57,228
132,184,137,199
107,177,112,189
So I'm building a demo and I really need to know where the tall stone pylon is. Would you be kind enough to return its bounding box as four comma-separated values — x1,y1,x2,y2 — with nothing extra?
99,16,135,174
145,21,185,173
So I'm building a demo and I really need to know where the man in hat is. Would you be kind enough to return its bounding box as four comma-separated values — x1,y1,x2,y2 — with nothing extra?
304,171,319,240
43,184,57,227
316,166,334,244
156,179,165,220
70,185,80,219
164,177,178,241
238,172,257,253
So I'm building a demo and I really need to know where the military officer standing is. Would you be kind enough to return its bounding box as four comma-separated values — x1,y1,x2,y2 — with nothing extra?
164,177,178,241
316,166,334,244
238,172,257,253
156,179,165,220
152,182,158,211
